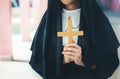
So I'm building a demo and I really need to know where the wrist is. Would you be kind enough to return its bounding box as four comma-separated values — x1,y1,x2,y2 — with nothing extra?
80,61,85,66
77,60,85,67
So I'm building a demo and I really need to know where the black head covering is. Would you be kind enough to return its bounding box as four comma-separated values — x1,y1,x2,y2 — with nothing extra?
29,0,120,79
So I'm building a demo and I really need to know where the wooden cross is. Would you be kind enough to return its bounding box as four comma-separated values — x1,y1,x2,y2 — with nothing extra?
57,16,84,43
57,16,84,62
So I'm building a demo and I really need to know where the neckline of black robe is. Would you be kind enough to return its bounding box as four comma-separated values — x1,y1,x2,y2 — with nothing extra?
29,0,120,79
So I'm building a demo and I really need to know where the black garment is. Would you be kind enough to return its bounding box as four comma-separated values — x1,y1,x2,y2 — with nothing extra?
29,0,120,79
63,62,97,79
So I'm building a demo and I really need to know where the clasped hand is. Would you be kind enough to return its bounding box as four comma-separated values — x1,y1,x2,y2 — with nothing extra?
62,42,85,66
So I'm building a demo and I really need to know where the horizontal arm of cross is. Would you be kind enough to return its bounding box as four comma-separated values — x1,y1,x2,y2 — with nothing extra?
57,31,84,37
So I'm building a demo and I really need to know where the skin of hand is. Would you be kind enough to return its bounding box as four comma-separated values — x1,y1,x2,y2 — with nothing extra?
62,41,85,66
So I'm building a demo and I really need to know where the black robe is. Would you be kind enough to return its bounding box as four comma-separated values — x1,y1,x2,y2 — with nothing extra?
29,0,120,79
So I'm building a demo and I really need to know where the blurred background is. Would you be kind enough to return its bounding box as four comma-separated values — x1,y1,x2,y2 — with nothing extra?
0,0,120,79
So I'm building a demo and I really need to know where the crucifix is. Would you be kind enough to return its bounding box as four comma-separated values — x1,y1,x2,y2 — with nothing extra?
57,16,84,62
57,16,84,43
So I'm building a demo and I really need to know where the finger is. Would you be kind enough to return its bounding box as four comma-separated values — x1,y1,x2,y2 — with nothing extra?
63,52,82,61
63,56,71,63
62,51,76,57
65,54,75,61
63,46,82,55
65,43,81,49
64,55,73,60
63,55,74,63
63,47,78,53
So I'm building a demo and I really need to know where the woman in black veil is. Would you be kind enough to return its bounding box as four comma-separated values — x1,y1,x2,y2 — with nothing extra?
29,0,119,79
